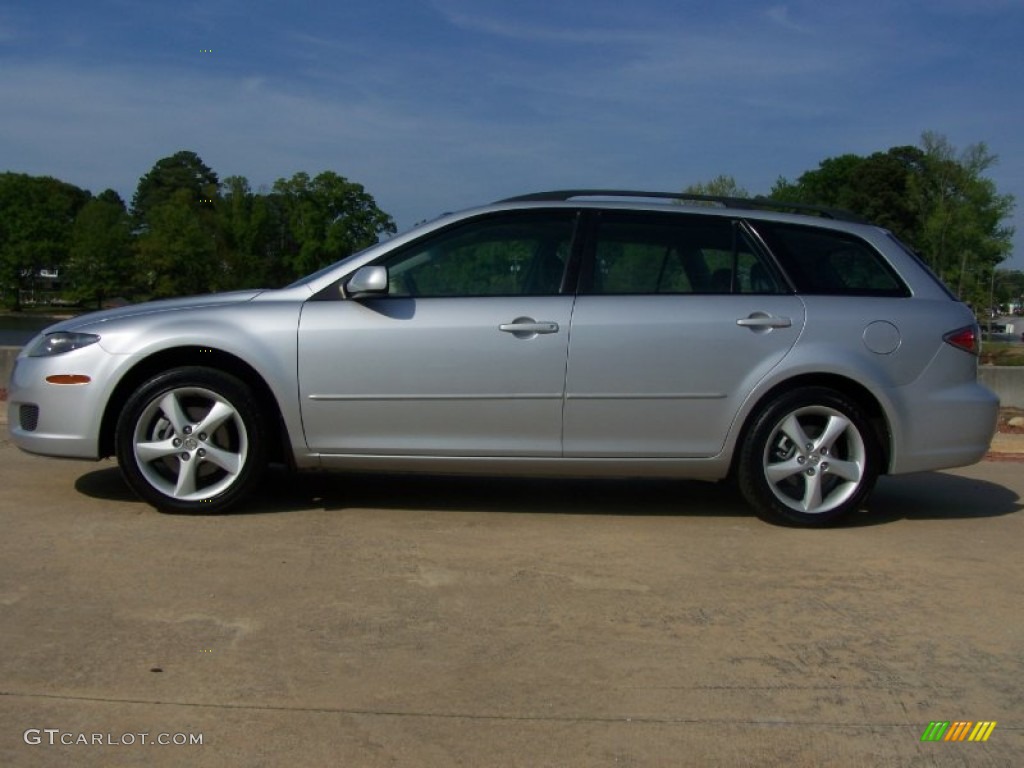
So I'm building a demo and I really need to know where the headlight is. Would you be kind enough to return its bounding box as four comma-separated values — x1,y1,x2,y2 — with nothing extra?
27,332,101,357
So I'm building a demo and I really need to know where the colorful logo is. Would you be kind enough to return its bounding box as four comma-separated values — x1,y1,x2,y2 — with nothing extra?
920,721,996,742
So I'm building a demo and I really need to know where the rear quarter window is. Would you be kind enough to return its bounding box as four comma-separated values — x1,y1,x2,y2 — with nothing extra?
752,222,910,297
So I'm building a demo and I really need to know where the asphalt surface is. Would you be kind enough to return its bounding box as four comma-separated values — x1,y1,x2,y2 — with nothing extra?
1,432,1022,767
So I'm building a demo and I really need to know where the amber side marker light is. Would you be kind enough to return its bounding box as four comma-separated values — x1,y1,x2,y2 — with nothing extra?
45,375,92,385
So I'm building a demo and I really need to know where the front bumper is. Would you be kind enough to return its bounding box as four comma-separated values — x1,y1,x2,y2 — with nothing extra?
6,344,126,460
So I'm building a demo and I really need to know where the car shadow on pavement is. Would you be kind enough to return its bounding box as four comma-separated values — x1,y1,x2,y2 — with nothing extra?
855,471,1022,525
74,464,751,518
73,463,142,503
274,472,755,518
74,464,1021,524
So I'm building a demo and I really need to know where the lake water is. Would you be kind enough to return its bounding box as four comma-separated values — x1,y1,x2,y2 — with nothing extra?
0,315,65,346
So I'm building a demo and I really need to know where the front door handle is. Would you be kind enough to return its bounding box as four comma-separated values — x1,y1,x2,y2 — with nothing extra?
736,313,792,330
499,318,560,338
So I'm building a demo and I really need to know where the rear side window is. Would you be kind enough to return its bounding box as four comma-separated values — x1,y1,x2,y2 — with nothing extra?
753,222,910,297
586,213,783,295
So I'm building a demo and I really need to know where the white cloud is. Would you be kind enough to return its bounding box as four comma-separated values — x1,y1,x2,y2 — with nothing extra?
0,61,596,224
433,4,649,46
764,5,813,33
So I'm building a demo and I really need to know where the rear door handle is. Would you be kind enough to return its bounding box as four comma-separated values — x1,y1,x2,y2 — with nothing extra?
736,314,792,329
499,318,560,336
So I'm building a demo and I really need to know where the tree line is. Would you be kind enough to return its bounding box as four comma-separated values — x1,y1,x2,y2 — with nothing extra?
684,132,1018,312
0,150,396,310
0,133,1017,312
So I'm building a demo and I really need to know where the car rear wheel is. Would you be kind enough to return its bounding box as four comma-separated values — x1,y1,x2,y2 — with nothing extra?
115,367,266,513
738,387,879,526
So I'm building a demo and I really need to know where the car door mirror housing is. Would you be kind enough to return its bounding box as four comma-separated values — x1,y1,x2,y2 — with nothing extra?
346,266,389,298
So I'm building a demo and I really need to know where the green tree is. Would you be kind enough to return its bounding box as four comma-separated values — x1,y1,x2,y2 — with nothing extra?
131,151,223,297
136,189,218,298
0,172,90,309
911,132,1015,303
681,174,750,200
773,146,927,241
992,269,1023,313
770,133,1014,302
844,146,926,241
131,150,220,229
66,190,134,308
218,176,289,289
999,270,1024,314
272,171,396,277
771,155,864,209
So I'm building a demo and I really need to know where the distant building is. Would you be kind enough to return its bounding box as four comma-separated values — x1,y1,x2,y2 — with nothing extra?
18,266,64,306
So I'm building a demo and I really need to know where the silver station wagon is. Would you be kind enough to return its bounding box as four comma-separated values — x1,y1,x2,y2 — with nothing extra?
7,191,999,526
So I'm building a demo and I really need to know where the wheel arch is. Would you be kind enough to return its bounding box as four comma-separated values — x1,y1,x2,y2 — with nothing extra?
730,373,892,478
99,346,293,467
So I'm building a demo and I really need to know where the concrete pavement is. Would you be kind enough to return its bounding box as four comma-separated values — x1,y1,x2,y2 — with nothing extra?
1,434,1022,767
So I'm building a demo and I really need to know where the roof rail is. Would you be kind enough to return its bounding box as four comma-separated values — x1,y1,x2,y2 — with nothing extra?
498,189,867,223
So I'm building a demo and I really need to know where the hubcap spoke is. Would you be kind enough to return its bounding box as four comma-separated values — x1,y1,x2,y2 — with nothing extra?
801,471,824,511
202,443,242,475
196,400,236,436
779,414,811,457
766,456,806,483
159,392,190,434
173,455,199,498
826,457,862,482
135,438,181,463
816,414,851,453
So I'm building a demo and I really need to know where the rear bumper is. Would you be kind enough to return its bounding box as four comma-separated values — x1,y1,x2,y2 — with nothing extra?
887,379,999,474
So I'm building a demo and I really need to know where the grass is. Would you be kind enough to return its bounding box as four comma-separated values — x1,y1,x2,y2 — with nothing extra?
980,341,1024,367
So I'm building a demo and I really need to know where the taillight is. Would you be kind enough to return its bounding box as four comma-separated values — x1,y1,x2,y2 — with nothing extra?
943,325,979,355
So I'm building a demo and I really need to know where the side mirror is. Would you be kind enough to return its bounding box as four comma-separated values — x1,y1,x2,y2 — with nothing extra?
345,266,389,298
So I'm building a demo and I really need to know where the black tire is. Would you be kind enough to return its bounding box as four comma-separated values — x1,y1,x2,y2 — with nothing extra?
737,387,880,527
115,367,267,513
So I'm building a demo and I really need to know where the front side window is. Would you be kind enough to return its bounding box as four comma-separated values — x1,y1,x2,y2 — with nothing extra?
752,222,910,297
586,213,783,295
379,212,576,297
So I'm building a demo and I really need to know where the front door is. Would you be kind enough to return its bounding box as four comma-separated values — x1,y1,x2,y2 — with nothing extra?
298,210,578,457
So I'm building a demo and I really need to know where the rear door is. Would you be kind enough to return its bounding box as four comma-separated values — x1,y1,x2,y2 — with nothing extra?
563,211,805,458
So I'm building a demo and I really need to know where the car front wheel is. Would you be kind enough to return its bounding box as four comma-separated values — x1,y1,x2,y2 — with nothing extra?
738,387,880,526
115,367,266,513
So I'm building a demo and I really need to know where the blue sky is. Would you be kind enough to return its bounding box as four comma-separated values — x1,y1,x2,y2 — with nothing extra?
2,0,1022,269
